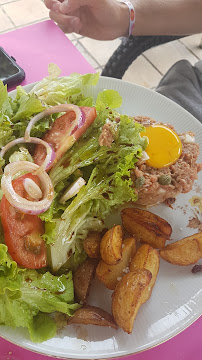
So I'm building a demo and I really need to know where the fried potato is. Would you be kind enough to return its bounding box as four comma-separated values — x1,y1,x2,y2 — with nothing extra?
112,269,152,333
96,237,137,290
130,244,160,302
159,232,202,266
68,305,118,329
83,231,101,258
73,258,98,303
100,225,123,265
121,208,172,249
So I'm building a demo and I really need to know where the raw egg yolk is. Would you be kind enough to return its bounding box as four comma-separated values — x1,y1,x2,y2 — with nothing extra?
142,125,182,168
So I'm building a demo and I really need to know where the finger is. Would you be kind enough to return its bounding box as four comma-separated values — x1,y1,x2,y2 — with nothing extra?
59,20,81,34
49,9,72,26
49,10,81,32
59,0,91,14
44,0,61,11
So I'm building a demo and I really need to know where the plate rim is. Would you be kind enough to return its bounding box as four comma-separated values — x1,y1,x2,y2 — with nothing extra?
9,75,202,129
1,313,202,360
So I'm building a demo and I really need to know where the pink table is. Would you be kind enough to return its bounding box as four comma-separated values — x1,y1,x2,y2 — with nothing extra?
0,19,201,360
1,318,201,360
0,19,94,90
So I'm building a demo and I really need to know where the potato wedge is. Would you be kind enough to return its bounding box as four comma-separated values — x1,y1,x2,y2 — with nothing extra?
96,237,137,290
112,269,152,333
159,232,202,266
73,258,98,303
68,305,118,329
100,225,123,265
130,244,160,302
83,231,101,258
121,208,172,249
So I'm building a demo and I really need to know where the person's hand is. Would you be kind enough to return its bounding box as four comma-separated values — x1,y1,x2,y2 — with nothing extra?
44,0,129,40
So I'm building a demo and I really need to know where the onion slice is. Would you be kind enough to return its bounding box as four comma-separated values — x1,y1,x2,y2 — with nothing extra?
0,137,55,171
1,161,54,215
24,104,84,140
59,177,86,204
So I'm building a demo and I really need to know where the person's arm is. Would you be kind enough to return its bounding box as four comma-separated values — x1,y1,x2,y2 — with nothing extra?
44,0,202,40
133,0,202,36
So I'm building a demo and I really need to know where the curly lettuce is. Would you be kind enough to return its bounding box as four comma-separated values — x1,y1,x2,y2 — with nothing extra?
0,244,79,342
47,109,146,271
0,71,147,312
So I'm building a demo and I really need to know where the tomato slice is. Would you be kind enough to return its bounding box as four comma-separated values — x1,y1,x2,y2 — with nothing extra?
0,174,47,269
34,106,97,169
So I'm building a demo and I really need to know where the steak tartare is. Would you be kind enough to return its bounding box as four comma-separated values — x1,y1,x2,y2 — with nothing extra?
131,116,202,206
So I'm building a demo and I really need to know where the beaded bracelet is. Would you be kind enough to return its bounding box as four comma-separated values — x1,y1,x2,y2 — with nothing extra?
121,0,135,37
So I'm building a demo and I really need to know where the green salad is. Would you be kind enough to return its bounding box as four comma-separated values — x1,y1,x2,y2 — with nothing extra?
0,70,147,342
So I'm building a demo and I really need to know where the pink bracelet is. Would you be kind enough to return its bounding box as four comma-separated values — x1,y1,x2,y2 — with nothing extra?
121,0,135,37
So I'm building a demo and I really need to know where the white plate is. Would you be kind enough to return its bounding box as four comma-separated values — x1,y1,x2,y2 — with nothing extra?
1,77,202,359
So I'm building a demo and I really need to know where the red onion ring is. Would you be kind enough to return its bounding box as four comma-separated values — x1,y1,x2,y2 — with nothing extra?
24,104,84,140
1,161,54,215
69,108,86,135
0,137,55,171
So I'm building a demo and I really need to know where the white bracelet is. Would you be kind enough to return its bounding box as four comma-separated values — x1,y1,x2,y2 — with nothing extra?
120,0,135,37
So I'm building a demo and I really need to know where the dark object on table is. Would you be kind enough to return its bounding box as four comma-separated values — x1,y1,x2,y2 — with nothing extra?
192,264,202,273
0,46,25,88
102,35,184,79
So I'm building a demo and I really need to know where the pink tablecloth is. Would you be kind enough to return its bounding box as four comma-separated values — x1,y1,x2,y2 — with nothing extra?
0,19,201,360
0,19,95,91
1,317,201,360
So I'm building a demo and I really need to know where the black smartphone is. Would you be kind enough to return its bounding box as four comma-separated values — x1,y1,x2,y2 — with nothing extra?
0,47,25,88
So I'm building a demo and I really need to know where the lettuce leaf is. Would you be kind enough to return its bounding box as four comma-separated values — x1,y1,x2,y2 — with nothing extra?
12,87,45,122
0,82,13,117
0,244,79,342
96,89,122,110
29,72,99,106
48,113,145,271
0,82,14,147
0,81,50,150
0,73,99,161
9,146,33,163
